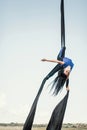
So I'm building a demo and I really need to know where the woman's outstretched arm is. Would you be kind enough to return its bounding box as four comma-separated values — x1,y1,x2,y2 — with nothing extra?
41,58,64,65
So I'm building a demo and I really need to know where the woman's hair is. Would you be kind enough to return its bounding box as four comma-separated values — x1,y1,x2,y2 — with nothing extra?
51,69,67,96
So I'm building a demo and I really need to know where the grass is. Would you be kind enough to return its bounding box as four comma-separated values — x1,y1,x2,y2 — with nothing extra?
0,126,87,130
0,124,87,130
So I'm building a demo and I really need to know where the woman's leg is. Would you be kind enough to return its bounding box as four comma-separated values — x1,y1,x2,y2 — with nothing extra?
57,46,66,60
46,64,62,79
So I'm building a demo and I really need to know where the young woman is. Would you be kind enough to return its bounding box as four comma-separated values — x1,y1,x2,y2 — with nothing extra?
23,47,74,130
41,47,74,95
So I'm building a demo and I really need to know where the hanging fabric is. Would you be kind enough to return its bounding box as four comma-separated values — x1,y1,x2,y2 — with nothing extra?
46,91,69,130
61,0,65,48
23,0,69,130
46,1,70,130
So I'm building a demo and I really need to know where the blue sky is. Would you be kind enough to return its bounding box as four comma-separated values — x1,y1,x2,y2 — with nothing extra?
0,0,87,124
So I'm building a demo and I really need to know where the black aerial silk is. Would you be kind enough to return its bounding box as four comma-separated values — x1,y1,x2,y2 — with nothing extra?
46,91,69,130
23,0,69,130
61,0,65,47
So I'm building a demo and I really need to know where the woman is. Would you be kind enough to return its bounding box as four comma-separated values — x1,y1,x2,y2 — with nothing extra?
23,47,74,130
41,47,74,95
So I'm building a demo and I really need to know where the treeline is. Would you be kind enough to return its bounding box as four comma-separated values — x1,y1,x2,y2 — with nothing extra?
0,123,46,127
0,123,23,126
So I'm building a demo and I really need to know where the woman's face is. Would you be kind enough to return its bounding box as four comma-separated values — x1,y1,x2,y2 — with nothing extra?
64,66,71,77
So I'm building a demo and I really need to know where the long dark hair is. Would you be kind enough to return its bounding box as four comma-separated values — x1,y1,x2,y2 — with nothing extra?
51,69,67,95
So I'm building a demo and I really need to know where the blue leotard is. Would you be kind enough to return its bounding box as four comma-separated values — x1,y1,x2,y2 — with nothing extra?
57,47,74,70
63,57,74,70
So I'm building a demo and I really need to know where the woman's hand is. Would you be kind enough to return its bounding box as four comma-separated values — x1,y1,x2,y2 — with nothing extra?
41,58,47,61
66,86,70,91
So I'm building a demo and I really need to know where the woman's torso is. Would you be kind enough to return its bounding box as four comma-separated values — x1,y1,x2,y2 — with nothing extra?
63,57,74,70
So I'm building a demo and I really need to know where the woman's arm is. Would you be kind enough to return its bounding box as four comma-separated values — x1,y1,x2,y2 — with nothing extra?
41,58,64,65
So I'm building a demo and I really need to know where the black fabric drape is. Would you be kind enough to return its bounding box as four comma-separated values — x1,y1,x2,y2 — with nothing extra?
61,0,65,48
23,77,46,130
46,91,69,130
46,1,69,130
